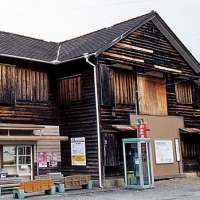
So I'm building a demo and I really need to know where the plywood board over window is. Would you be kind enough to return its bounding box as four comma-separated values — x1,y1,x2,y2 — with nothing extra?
57,75,82,106
100,65,135,106
137,75,168,115
175,79,193,104
16,69,49,104
0,65,15,104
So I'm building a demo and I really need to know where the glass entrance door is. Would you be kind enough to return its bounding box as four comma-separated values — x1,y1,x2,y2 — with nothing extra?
3,145,32,180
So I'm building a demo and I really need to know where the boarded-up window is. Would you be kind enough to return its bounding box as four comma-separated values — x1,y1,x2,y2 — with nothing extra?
101,65,135,106
57,75,82,106
16,68,49,103
137,75,168,115
104,133,119,166
175,79,193,104
0,65,15,104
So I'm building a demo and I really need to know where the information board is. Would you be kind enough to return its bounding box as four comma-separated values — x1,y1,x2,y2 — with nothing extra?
71,137,86,165
154,140,174,164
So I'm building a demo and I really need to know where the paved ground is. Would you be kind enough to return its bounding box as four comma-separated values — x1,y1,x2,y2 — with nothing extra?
1,177,200,200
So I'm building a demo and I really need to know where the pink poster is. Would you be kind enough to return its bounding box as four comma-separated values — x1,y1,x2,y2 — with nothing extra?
38,152,47,168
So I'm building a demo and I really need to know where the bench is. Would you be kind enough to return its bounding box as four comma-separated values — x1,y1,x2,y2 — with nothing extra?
0,177,25,195
55,175,92,193
13,179,55,199
35,173,64,183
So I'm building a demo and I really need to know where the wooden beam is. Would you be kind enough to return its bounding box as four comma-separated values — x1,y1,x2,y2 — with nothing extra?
0,136,68,141
103,52,144,63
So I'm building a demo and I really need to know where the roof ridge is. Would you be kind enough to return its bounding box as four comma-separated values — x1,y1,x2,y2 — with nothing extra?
60,10,156,44
0,30,58,44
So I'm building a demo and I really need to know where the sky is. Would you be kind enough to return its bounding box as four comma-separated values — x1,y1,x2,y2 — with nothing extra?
0,0,199,61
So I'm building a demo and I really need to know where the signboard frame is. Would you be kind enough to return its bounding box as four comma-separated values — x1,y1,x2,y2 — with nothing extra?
154,140,174,164
71,137,86,166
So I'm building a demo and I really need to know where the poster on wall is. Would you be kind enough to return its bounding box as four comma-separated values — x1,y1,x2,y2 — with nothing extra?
38,152,47,167
154,140,174,164
71,137,86,166
174,138,181,162
49,152,58,167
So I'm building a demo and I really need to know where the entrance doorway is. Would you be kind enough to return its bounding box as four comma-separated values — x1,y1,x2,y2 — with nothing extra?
3,145,33,180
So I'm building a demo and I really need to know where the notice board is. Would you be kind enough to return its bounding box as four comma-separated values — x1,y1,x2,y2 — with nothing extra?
154,140,174,164
71,137,86,165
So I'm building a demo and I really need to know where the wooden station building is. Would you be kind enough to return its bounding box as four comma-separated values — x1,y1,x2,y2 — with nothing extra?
0,11,199,186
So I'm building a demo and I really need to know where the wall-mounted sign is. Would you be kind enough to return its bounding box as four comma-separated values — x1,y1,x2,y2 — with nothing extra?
174,138,181,162
137,118,144,124
71,137,86,166
38,152,47,168
137,123,147,138
154,140,174,164
49,152,57,167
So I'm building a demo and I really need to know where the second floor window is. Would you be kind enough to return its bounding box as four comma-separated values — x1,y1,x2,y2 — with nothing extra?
175,79,193,104
100,65,135,106
0,65,49,105
57,75,82,106
16,68,49,103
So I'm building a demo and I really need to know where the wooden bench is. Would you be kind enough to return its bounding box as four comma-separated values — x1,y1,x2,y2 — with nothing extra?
55,175,92,193
35,173,64,183
13,179,55,199
0,177,25,195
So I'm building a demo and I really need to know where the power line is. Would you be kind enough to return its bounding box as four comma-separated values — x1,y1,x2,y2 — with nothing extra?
1,0,154,18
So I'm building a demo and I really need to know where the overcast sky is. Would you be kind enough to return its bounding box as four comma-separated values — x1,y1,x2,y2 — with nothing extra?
0,0,199,61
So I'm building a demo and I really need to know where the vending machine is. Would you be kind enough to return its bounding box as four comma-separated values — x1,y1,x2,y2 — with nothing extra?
122,138,154,189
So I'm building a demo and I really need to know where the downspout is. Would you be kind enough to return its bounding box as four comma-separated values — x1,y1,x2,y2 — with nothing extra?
83,53,103,188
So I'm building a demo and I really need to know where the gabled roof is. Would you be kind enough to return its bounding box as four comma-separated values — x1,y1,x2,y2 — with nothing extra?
0,10,199,73
0,31,59,62
58,11,155,62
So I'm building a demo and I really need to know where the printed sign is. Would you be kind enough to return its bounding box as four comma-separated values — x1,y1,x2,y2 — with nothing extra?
49,152,57,167
71,137,86,165
137,118,144,124
38,152,47,167
175,139,181,162
137,123,147,138
155,140,174,164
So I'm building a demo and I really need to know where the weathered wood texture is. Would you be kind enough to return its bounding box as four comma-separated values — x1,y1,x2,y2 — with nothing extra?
98,21,200,173
0,60,59,125
56,62,99,179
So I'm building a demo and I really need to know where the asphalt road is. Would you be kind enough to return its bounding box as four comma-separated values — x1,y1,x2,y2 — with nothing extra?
1,177,200,200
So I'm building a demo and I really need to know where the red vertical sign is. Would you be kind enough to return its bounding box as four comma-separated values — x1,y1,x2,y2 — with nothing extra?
137,123,147,138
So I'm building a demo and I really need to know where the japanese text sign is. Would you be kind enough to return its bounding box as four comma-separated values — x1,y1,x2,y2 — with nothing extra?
137,123,147,138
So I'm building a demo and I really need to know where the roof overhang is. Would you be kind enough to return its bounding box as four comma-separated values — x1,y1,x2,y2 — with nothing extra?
0,135,68,141
0,123,68,141
112,125,137,132
0,123,45,130
152,15,200,74
179,128,200,134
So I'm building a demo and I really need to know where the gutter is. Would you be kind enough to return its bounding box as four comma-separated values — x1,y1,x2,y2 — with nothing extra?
83,53,103,188
0,51,92,65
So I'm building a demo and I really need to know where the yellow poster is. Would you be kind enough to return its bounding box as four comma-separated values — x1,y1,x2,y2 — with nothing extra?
71,137,86,165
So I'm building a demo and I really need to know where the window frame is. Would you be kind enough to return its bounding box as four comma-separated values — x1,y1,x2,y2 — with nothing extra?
0,65,49,105
175,78,193,105
57,74,82,107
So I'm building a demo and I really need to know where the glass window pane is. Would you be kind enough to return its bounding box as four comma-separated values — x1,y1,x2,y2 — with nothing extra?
3,146,17,165
19,156,31,164
18,146,31,155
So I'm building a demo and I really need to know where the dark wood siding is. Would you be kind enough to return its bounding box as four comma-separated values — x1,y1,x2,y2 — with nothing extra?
99,21,200,174
56,61,99,179
0,59,58,126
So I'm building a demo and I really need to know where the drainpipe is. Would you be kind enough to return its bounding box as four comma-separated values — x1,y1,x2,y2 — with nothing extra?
83,53,103,188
